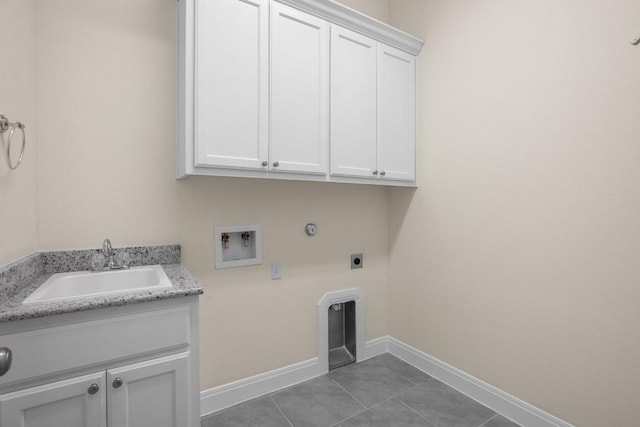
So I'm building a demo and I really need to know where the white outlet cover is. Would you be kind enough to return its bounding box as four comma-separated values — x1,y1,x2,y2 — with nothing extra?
271,263,282,280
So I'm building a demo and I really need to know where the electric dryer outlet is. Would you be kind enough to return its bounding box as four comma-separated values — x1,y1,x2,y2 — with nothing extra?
351,254,363,269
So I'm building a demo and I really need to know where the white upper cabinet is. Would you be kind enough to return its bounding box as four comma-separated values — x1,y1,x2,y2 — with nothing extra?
178,0,423,186
330,26,377,179
377,44,417,181
195,0,269,170
270,2,329,174
330,27,417,182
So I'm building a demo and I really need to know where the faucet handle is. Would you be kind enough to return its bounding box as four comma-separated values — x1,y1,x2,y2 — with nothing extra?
102,238,113,256
115,251,131,268
91,253,106,271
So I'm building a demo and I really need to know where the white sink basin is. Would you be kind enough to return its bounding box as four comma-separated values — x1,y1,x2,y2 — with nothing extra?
22,265,172,305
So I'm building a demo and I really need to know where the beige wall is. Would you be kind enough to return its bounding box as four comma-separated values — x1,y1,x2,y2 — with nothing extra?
12,0,638,423
34,0,391,390
388,0,640,425
0,0,38,265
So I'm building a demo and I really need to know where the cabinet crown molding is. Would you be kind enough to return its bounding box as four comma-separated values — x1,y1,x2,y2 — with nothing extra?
275,0,424,55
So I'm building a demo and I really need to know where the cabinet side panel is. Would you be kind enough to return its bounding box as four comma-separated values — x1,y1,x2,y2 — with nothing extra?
177,0,189,178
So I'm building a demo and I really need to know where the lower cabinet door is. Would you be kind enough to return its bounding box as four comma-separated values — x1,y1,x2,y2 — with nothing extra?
107,352,190,427
0,372,106,427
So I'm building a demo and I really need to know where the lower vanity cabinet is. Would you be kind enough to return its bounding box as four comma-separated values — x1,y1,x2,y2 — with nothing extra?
0,372,107,427
0,352,188,427
107,352,189,427
0,297,200,427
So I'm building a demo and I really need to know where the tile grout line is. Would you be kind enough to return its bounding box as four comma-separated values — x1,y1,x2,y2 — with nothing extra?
480,413,499,427
400,372,420,386
390,396,438,427
478,411,499,427
419,372,503,422
269,395,295,427
395,366,433,387
327,377,377,425
329,377,368,409
331,407,369,426
395,382,441,427
329,357,436,426
419,376,501,425
357,355,427,388
202,354,520,427
332,395,398,426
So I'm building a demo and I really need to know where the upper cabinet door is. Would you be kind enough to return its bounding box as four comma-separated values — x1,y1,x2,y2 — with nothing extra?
377,44,416,181
270,2,329,175
195,0,269,170
330,26,378,178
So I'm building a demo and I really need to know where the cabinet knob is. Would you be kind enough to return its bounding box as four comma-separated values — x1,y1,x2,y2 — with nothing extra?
273,161,279,168
380,171,386,176
87,383,100,395
112,377,123,388
372,170,378,175
0,348,12,376
261,161,268,167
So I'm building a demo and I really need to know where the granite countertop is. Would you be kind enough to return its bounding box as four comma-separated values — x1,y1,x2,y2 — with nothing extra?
0,245,203,323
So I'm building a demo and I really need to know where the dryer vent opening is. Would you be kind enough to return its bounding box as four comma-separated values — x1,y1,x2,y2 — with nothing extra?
328,301,356,370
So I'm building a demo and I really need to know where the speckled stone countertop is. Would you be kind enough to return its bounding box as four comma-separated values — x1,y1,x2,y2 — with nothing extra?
0,245,203,323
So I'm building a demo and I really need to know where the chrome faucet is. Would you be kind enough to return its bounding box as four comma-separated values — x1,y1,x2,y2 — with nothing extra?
99,239,129,270
102,238,115,268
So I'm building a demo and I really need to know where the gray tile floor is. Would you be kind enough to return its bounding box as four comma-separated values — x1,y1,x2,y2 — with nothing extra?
201,353,521,427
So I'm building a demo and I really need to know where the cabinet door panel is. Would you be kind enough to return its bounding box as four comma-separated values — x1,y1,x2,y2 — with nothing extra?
0,372,106,427
195,0,268,169
107,352,189,427
377,44,416,181
330,26,377,178
270,2,329,174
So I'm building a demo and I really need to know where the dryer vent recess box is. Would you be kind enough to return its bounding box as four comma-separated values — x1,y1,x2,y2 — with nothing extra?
215,225,262,269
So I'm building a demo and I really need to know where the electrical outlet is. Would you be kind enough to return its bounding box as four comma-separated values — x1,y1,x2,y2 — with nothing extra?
351,254,363,269
271,262,282,280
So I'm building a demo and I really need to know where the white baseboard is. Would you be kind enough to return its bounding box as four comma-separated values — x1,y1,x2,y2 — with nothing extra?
199,337,389,417
384,337,573,427
200,357,324,416
361,335,390,360
200,336,573,427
